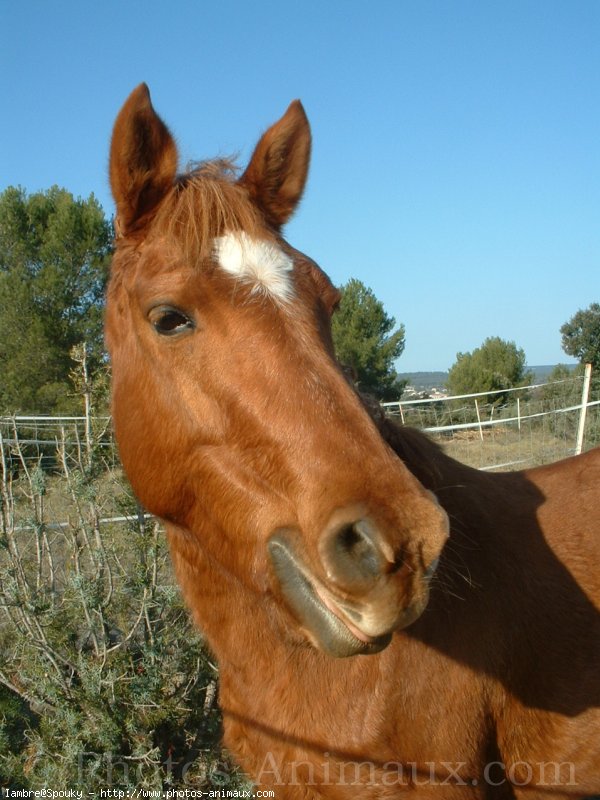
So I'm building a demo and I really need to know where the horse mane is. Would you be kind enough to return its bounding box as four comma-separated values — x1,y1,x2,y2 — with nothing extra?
359,392,450,489
152,159,265,263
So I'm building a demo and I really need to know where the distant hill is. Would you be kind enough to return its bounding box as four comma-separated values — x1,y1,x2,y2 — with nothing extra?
397,372,449,391
398,365,577,393
529,364,577,382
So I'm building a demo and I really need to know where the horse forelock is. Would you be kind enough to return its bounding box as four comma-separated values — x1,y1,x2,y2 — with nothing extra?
153,160,267,266
125,159,300,304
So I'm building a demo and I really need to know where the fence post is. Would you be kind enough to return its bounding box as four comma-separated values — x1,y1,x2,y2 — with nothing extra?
575,363,592,456
474,399,484,441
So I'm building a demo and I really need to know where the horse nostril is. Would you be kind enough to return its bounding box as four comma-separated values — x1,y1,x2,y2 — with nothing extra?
321,518,388,591
336,524,381,576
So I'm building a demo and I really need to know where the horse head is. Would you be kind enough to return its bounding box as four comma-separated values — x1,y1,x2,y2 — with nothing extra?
106,84,448,658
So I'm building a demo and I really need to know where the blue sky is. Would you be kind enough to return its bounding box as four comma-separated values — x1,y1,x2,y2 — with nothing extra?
1,1,598,372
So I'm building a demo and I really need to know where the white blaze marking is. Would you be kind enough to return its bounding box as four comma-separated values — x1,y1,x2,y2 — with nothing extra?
214,231,294,302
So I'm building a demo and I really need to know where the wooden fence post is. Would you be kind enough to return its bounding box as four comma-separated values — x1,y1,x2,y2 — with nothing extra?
575,363,592,456
475,399,484,441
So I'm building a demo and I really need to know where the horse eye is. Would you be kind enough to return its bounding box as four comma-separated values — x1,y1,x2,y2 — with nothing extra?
150,307,195,336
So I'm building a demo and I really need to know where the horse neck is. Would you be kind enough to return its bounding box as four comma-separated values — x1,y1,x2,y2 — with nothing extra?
166,522,259,662
376,416,472,495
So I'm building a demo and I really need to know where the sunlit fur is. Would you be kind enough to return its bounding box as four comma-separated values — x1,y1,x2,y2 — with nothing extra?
107,85,600,799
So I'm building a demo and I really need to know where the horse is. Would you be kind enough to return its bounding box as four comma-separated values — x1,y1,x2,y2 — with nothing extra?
106,84,600,799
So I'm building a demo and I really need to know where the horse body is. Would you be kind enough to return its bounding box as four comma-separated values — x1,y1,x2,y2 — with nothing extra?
106,85,600,799
168,437,600,798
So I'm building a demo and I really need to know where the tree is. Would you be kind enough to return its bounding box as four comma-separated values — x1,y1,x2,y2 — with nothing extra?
541,362,585,404
0,186,112,413
447,336,533,404
331,278,406,400
560,303,600,371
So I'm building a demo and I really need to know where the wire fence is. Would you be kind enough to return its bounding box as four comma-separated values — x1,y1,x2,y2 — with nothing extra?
0,414,116,471
383,367,600,470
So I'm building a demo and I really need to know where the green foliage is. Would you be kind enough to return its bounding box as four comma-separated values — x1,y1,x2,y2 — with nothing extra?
0,685,35,787
0,365,250,792
542,364,583,397
0,186,112,413
447,336,533,404
0,450,249,791
560,302,600,371
331,278,406,400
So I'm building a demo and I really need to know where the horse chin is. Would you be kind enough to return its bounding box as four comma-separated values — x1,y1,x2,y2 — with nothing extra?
268,531,418,658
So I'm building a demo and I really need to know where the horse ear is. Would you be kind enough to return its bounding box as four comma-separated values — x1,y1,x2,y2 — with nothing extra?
239,100,311,229
109,83,178,235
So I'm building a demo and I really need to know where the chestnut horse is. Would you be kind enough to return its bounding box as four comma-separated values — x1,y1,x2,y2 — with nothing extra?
106,85,600,799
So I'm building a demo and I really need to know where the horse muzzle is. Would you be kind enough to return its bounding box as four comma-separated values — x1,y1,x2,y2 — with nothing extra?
268,515,442,658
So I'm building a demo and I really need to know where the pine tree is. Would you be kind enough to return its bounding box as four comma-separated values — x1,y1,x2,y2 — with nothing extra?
331,278,406,400
0,186,112,413
561,303,600,371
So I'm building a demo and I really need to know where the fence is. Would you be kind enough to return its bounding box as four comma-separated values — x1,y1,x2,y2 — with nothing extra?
382,365,600,471
0,414,115,470
1,367,599,474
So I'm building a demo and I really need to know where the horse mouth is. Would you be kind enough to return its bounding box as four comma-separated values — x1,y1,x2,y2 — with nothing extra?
268,531,393,658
